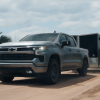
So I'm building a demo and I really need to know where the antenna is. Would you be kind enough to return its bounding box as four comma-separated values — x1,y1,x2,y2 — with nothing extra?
54,30,56,33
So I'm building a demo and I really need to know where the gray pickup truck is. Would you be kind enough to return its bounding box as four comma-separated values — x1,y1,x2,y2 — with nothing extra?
0,33,89,84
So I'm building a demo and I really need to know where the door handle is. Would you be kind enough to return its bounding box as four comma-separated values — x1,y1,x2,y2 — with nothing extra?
77,50,80,52
69,49,71,51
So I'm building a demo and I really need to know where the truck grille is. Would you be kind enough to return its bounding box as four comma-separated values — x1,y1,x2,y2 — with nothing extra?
0,54,34,60
0,54,44,62
0,48,33,51
0,48,8,51
17,48,33,51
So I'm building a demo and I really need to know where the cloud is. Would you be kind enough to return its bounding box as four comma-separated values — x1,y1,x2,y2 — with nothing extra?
91,21,100,28
7,26,52,41
1,0,100,40
90,1,100,9
0,19,4,22
58,21,80,28
0,0,91,27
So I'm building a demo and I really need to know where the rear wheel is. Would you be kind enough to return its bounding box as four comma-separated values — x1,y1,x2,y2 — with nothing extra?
77,60,88,76
0,76,14,82
45,58,60,84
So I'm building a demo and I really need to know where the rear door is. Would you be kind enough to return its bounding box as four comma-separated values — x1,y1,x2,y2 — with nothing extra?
66,35,82,69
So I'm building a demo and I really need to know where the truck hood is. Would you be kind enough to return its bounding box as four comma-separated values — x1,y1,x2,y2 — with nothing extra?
0,41,54,47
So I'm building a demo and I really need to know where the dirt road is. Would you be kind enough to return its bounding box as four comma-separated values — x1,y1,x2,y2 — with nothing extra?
0,70,100,100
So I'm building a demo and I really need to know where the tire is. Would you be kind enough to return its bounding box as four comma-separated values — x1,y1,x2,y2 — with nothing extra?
45,58,60,84
77,60,88,76
0,76,14,82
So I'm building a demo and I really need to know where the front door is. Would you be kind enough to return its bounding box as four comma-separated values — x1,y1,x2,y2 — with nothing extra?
59,34,72,70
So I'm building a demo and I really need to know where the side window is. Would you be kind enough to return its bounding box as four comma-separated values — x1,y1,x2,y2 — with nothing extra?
67,36,76,47
60,34,67,44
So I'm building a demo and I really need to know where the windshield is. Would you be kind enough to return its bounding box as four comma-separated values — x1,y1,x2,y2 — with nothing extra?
20,33,59,42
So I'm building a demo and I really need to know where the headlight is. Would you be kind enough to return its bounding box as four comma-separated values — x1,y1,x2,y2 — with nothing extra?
39,46,46,50
33,46,46,51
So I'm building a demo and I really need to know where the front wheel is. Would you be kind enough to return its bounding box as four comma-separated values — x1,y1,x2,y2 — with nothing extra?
0,76,14,82
45,58,60,84
77,60,88,76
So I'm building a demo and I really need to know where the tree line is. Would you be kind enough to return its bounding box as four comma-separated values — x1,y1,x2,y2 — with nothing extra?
0,32,12,44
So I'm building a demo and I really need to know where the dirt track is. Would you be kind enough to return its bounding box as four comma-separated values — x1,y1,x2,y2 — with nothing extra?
0,70,100,100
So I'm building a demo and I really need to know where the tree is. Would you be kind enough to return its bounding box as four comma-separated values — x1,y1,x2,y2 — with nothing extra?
0,35,12,44
0,32,2,34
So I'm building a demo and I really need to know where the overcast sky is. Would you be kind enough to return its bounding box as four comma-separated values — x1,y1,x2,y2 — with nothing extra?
0,0,100,41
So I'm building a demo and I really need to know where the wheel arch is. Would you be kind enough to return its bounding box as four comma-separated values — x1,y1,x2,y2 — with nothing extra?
83,56,89,68
49,54,61,71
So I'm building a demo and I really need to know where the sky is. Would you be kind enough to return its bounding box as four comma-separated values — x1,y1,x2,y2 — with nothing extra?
0,0,100,41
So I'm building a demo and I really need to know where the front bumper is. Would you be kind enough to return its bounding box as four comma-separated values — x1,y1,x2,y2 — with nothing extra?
0,63,47,73
0,63,48,77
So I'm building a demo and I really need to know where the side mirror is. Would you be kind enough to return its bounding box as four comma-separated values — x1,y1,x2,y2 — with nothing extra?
61,41,70,47
66,41,70,46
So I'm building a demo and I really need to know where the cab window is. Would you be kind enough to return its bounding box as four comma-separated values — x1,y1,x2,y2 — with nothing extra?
60,34,67,44
67,36,76,47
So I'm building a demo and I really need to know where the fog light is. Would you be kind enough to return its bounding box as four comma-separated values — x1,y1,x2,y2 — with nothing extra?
26,71,32,74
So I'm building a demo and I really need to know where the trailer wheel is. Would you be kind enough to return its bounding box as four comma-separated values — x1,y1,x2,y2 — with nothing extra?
0,76,14,82
77,60,88,76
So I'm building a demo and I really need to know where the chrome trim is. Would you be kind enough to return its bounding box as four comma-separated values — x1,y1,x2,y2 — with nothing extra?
0,57,47,67
8,48,17,51
0,63,47,73
0,60,34,63
0,51,34,54
0,46,44,48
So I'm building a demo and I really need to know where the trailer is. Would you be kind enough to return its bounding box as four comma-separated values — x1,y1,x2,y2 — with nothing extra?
73,33,100,68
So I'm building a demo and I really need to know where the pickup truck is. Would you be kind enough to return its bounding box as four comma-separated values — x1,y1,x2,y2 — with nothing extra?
0,33,89,84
